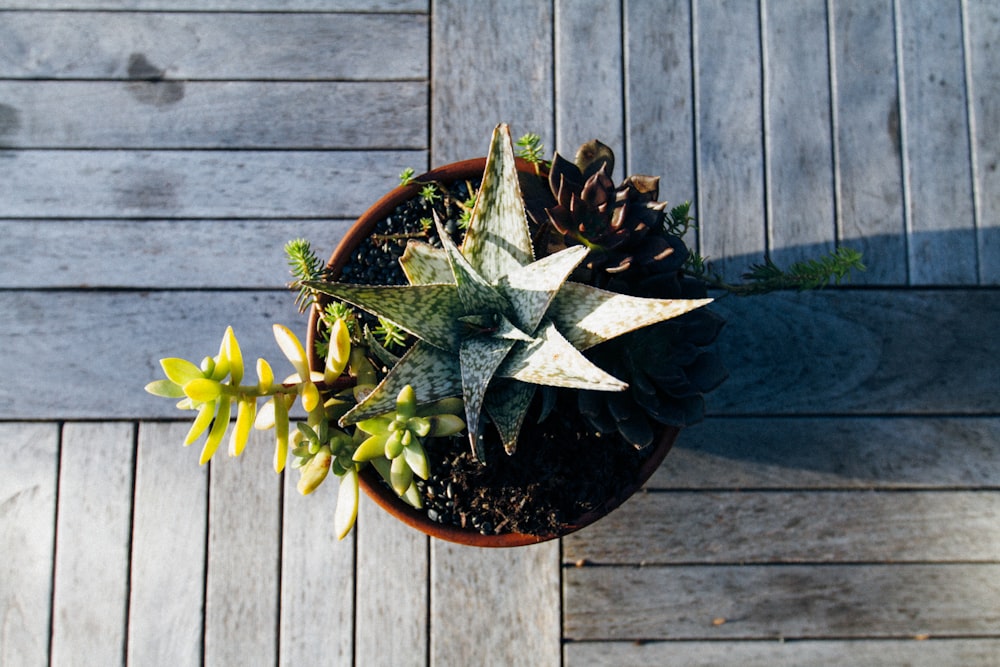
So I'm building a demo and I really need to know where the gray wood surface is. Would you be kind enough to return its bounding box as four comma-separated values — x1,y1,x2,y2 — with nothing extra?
0,423,59,667
1,2,997,665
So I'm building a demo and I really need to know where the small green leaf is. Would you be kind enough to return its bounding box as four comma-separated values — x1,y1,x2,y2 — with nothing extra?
274,394,290,473
228,398,255,457
402,439,430,480
199,397,231,465
183,378,223,402
390,455,412,496
273,323,310,381
334,467,359,539
297,446,332,495
160,358,204,386
184,400,217,446
257,358,274,394
324,318,352,383
353,433,389,462
396,385,417,419
427,413,465,438
224,327,243,386
145,379,184,398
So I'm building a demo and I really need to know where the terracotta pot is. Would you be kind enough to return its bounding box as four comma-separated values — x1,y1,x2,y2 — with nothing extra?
307,158,680,547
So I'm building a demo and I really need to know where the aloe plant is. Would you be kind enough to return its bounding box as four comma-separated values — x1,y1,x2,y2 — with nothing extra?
305,124,712,458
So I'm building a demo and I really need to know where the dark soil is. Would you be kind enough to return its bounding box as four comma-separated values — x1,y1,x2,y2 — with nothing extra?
335,179,656,537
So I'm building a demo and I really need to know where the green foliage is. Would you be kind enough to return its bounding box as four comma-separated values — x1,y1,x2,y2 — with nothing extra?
373,317,408,350
419,183,440,204
686,247,867,296
305,124,712,458
399,167,416,186
515,132,547,166
285,239,327,312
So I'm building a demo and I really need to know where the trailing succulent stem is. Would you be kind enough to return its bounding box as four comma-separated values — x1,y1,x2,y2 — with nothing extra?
684,246,867,296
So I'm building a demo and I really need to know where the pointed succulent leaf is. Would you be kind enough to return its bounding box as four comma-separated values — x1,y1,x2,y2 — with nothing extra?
399,241,454,286
427,413,465,437
436,216,513,318
301,381,320,413
400,480,423,509
304,281,464,351
273,394,290,473
396,385,418,419
334,467,359,539
255,397,275,430
353,432,390,462
228,398,255,457
483,380,536,454
390,455,413,496
496,244,589,332
548,282,713,351
497,320,628,391
340,341,462,426
356,415,392,437
459,335,518,446
460,124,535,282
257,358,274,394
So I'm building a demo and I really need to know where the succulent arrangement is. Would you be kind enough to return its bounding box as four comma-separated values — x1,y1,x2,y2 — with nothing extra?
147,123,863,539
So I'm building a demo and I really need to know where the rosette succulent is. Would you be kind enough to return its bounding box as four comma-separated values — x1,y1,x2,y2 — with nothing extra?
306,124,712,459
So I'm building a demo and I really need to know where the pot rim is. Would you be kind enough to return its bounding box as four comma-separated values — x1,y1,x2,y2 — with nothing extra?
306,157,680,547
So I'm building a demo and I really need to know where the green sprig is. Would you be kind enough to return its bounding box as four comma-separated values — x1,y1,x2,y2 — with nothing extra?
686,247,866,296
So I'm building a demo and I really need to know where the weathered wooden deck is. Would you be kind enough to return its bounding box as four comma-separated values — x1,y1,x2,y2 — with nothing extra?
2,1,998,665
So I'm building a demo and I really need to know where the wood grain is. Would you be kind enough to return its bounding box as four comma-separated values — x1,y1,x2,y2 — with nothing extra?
563,490,1000,565
430,540,561,667
0,150,421,219
897,0,977,285
0,81,427,149
204,430,282,666
279,468,355,666
0,12,428,80
762,0,836,268
0,423,59,667
0,219,354,289
624,0,697,218
829,0,907,284
565,638,1000,667
49,423,135,667
128,422,208,667
554,0,624,158
966,0,1000,284
693,0,766,281
656,417,1000,489
706,290,1000,416
354,495,428,667
431,0,554,161
564,563,1000,640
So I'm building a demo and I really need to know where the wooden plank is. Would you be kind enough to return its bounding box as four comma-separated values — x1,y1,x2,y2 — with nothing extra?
624,0,697,216
565,638,1000,667
0,150,422,219
564,490,1000,565
430,541,561,667
0,81,427,149
50,422,135,667
128,422,208,667
0,12,428,80
0,423,59,667
0,290,303,419
897,0,977,284
2,1,427,9
706,290,1000,416
0,220,353,289
655,417,1000,489
554,0,623,158
966,0,1000,284
829,0,907,284
279,468,355,666
564,563,1000,640
354,495,427,667
204,430,282,666
693,0,766,281
762,0,836,268
431,0,554,160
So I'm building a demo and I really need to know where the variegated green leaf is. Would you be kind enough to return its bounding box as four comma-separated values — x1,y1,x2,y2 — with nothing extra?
436,217,513,319
497,320,628,391
458,335,518,448
340,341,462,425
461,124,535,282
496,244,589,332
548,282,713,351
304,281,464,352
483,379,536,454
399,241,453,286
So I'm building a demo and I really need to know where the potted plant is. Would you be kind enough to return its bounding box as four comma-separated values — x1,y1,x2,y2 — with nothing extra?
146,124,863,547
